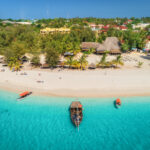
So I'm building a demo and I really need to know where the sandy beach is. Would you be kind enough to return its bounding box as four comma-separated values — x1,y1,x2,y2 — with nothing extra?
0,53,150,98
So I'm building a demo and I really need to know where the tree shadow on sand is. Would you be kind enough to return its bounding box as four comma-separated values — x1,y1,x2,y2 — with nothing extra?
140,55,150,60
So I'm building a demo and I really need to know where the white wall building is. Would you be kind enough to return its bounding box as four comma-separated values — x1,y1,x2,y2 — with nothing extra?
145,41,150,50
16,22,32,25
132,23,150,29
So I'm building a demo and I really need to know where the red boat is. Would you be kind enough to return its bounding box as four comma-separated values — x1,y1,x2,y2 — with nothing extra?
115,98,121,108
18,91,32,99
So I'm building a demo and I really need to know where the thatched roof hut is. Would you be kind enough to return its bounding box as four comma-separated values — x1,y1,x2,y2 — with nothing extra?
110,49,121,54
41,63,49,69
21,53,33,62
81,42,100,51
96,44,107,54
96,37,121,54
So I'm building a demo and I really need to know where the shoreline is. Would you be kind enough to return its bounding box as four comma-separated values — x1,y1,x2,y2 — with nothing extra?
1,85,150,98
0,69,150,98
1,52,150,98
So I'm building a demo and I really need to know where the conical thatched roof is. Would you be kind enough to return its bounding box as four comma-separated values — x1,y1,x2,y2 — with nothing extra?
96,37,121,54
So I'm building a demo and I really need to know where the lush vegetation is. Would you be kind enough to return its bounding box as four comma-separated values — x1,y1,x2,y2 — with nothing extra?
0,25,95,69
0,17,149,70
97,52,124,68
97,28,148,52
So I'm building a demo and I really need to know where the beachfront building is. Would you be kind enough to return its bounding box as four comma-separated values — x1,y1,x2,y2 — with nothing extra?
96,37,121,55
40,27,70,34
81,42,100,51
20,53,33,63
81,37,121,54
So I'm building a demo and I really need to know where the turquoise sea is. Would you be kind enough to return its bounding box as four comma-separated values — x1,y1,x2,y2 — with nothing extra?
0,90,150,150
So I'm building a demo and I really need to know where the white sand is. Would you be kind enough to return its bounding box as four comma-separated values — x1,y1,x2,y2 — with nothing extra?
0,53,150,97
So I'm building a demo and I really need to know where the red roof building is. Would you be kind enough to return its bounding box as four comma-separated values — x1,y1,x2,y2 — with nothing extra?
128,19,132,23
120,26,128,30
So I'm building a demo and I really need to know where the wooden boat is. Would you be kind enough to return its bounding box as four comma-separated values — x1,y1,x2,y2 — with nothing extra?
70,101,83,127
115,98,121,108
18,91,32,99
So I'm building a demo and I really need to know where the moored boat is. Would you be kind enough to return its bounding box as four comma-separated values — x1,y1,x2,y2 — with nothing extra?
18,91,32,99
70,101,83,127
115,98,121,108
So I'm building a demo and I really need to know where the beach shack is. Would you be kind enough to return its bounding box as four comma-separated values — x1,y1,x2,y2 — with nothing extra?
96,44,107,54
81,42,100,51
20,53,33,63
96,37,121,55
41,63,49,69
109,49,121,55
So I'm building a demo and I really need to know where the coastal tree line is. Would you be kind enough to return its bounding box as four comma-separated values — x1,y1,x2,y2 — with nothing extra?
0,18,149,70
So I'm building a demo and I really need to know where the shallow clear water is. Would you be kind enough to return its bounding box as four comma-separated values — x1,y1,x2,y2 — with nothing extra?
0,90,150,150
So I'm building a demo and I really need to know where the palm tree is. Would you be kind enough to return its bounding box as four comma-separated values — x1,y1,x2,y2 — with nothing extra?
14,61,22,71
111,55,124,68
72,60,80,69
65,56,74,68
97,51,110,68
137,61,143,68
8,57,22,71
78,54,88,70
8,61,15,71
121,42,129,52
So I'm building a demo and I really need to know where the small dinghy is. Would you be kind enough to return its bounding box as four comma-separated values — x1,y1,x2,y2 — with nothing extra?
70,101,83,127
18,91,32,100
115,98,121,108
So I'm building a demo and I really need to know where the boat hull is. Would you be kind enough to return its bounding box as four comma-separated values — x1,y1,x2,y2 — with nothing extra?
18,92,32,100
70,101,83,127
70,112,83,127
116,104,121,108
115,99,121,108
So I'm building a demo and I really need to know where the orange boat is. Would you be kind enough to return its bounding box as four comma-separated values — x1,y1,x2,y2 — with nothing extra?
115,98,121,108
18,91,32,99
